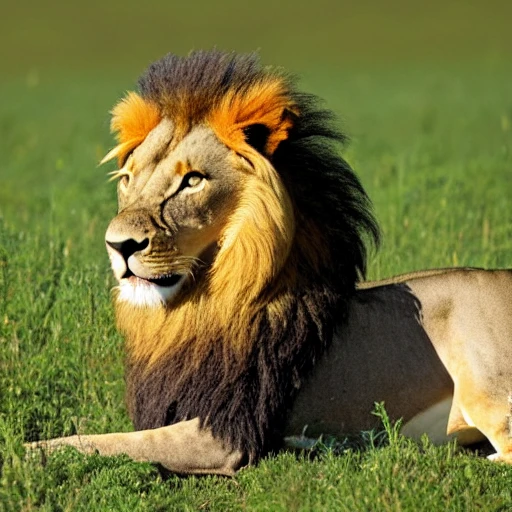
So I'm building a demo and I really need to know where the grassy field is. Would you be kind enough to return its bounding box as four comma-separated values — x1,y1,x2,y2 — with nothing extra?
1,1,512,510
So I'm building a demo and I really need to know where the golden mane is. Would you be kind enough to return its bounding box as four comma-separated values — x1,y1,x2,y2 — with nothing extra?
108,51,380,460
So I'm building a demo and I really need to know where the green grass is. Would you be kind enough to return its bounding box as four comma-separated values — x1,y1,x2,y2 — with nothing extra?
1,1,512,508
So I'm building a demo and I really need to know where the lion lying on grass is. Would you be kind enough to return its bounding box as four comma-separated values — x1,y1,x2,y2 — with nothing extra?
29,51,512,474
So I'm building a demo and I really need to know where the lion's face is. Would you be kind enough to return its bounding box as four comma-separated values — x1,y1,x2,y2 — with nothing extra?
105,118,246,307
103,51,377,320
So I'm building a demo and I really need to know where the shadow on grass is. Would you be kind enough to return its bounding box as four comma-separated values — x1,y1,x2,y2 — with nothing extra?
283,401,494,463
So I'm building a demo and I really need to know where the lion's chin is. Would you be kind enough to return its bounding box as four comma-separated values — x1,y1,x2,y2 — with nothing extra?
117,275,185,307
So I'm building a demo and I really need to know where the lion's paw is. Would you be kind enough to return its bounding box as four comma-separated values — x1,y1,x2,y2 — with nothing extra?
24,435,98,457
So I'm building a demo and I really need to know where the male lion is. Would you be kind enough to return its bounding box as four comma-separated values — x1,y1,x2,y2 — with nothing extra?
30,51,512,475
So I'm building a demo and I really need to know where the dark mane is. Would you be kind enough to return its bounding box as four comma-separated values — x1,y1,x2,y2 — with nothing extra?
139,50,283,120
123,50,380,462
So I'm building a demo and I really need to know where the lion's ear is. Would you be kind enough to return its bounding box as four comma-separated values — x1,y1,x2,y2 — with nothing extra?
261,107,296,156
210,81,297,158
243,124,271,155
239,108,296,157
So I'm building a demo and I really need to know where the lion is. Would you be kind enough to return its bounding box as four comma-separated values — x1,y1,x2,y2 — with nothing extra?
28,50,512,475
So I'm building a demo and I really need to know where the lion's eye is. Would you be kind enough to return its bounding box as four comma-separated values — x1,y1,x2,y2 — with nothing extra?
183,172,204,188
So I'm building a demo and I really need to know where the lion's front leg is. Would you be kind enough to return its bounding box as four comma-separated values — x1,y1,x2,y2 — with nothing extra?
26,418,245,476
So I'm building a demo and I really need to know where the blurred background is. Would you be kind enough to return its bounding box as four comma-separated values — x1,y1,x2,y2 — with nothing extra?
0,0,511,271
1,0,510,76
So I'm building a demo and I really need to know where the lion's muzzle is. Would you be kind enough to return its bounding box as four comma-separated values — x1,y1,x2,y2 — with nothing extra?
105,211,185,306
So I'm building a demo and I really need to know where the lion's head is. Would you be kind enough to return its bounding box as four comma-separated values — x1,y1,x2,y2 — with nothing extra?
102,50,379,460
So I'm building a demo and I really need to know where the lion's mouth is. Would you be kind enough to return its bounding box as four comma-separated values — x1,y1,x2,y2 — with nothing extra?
124,272,183,288
146,274,183,287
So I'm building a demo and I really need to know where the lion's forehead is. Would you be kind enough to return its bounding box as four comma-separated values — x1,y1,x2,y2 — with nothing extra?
129,117,175,170
118,121,240,212
131,121,231,178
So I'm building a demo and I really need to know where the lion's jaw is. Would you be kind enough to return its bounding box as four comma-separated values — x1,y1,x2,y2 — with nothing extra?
117,276,185,307
106,243,185,306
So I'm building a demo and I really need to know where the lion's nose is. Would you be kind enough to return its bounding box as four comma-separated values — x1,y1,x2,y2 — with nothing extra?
106,237,149,262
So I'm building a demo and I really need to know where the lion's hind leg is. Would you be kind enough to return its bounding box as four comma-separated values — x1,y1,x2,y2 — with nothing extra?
448,380,512,463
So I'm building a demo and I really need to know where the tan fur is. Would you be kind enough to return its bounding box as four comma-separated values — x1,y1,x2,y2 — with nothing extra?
287,268,512,461
27,419,244,476
356,267,470,289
